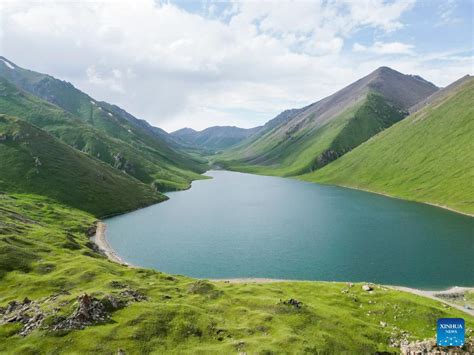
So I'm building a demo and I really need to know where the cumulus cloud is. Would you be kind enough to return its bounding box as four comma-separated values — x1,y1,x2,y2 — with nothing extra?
0,0,471,131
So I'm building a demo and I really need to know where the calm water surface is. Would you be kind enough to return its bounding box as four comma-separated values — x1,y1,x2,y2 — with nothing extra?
106,171,473,289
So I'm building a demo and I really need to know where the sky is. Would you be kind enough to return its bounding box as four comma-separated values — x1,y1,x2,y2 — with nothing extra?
0,0,473,132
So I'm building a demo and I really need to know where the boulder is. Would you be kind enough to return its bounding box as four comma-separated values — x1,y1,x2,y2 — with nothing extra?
282,298,303,308
362,284,373,291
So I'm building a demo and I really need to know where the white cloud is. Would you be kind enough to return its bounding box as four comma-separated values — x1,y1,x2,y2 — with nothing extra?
353,41,415,55
342,0,416,32
86,65,125,93
0,0,471,131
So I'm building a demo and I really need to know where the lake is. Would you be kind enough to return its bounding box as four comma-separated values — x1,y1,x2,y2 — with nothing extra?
105,171,473,289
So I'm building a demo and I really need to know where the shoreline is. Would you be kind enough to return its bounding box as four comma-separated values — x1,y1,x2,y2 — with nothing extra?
225,170,473,217
93,173,472,316
389,285,474,316
212,278,474,316
91,221,474,316
334,183,474,218
93,221,135,267
91,224,474,316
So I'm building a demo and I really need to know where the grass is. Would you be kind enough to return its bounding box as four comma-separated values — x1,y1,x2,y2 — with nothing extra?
1,193,472,353
0,77,206,192
217,93,405,177
1,59,472,353
302,77,474,215
0,115,166,217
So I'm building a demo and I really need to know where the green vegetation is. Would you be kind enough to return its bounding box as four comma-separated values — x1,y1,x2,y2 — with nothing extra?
215,66,438,178
302,78,474,215
218,93,405,176
0,57,210,188
0,115,165,216
0,77,207,192
1,193,472,353
0,58,471,352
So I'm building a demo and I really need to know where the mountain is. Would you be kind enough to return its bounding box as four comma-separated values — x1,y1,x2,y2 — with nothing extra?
218,67,438,176
0,77,206,191
172,125,261,152
0,115,166,216
409,74,472,113
301,76,474,215
0,57,207,190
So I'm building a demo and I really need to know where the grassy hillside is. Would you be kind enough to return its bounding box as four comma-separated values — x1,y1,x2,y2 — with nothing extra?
1,193,472,353
218,93,406,176
0,57,208,181
302,77,474,215
0,77,206,191
217,67,436,176
0,115,166,216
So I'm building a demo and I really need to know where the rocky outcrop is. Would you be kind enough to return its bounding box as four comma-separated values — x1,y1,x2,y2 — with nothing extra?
282,298,303,309
52,294,111,331
400,338,473,354
53,290,147,331
0,289,147,336
0,298,45,336
113,152,135,175
313,149,340,170
119,289,147,302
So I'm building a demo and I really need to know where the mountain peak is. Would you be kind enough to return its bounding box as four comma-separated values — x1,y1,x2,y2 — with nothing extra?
362,67,438,109
369,66,437,89
172,127,197,135
373,66,398,74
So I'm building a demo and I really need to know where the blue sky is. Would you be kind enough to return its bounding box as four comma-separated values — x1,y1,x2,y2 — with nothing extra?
1,0,472,131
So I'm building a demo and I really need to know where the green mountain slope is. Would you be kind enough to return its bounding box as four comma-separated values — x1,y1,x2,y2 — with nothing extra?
302,76,474,215
218,67,437,176
0,76,205,191
1,193,472,353
0,115,166,216
0,57,207,182
172,125,261,152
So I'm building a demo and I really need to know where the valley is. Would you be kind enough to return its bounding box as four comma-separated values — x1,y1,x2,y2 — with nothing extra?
104,171,474,289
1,192,472,353
1,56,473,353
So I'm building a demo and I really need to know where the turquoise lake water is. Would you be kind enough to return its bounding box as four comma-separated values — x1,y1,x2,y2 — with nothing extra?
105,171,473,289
